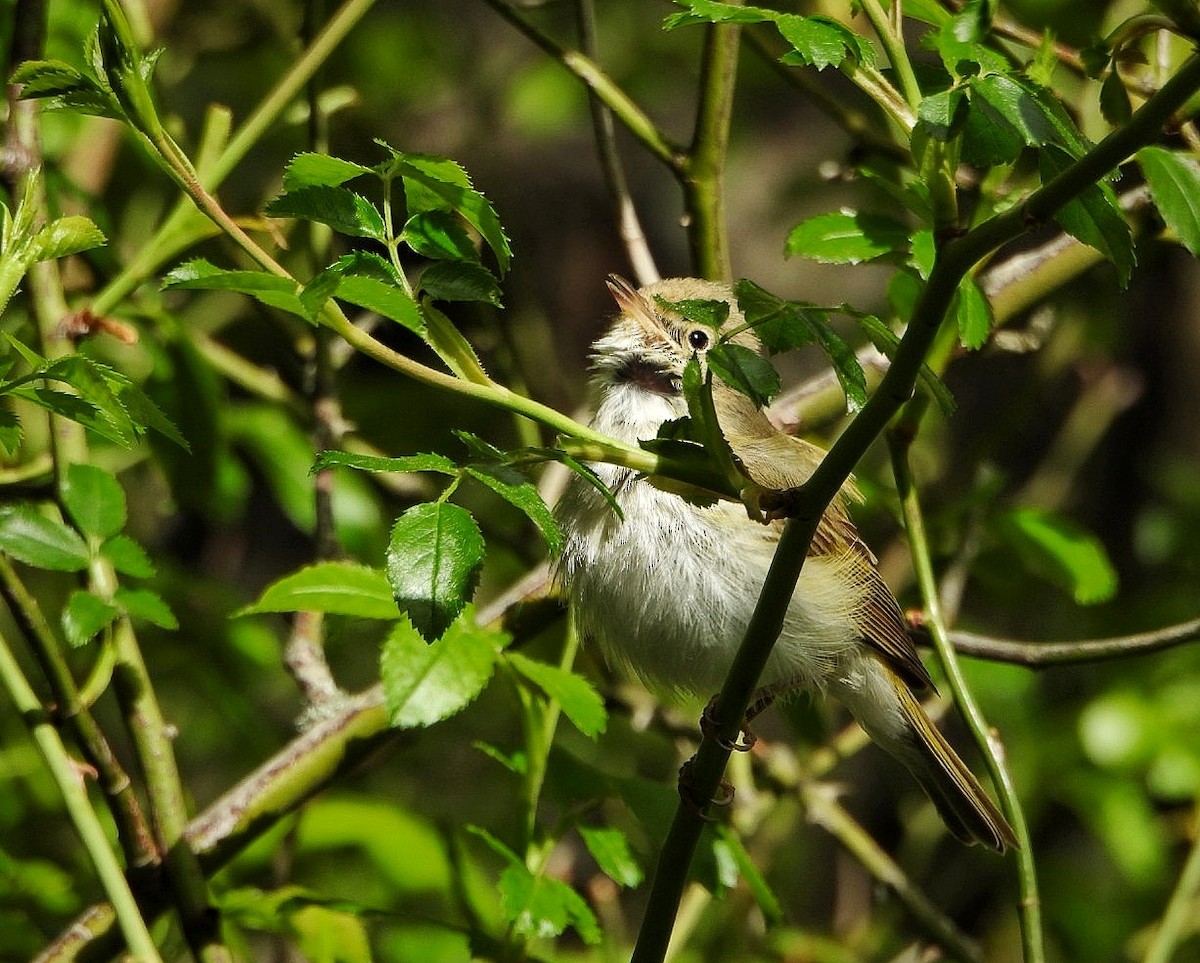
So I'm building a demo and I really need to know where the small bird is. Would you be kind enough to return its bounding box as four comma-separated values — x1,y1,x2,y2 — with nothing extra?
555,275,1016,851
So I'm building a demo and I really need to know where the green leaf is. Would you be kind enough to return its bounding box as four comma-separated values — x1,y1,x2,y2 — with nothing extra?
652,295,729,330
402,210,480,262
857,314,956,414
11,58,123,118
776,14,875,70
380,610,504,727
300,252,427,335
387,150,511,275
1040,146,1135,287
61,590,120,647
464,465,562,554
1139,146,1200,256
713,825,783,924
29,216,106,261
313,449,458,476
335,272,427,336
962,72,1090,166
706,342,780,406
733,280,867,412
507,652,606,737
784,211,909,264
0,409,23,456
916,87,968,141
1099,69,1132,125
61,463,126,541
578,826,643,888
993,507,1118,605
242,562,399,618
0,504,90,571
497,862,601,945
163,259,305,318
115,587,178,630
37,356,140,446
99,534,155,578
954,275,993,350
265,185,386,241
386,502,484,641
664,1,783,28
282,152,372,190
418,260,502,307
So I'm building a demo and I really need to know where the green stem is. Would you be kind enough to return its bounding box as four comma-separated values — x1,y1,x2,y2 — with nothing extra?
1143,807,1200,963
888,422,1042,963
859,0,922,110
0,628,162,963
683,5,744,281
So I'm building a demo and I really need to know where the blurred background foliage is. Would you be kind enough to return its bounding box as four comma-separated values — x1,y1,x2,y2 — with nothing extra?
1,0,1199,961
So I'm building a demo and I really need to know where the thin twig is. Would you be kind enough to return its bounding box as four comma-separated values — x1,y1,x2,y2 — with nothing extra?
1142,805,1200,963
941,618,1200,667
480,0,686,171
800,783,984,963
574,0,659,285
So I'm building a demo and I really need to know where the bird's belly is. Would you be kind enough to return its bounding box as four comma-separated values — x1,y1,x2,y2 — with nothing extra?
560,476,861,697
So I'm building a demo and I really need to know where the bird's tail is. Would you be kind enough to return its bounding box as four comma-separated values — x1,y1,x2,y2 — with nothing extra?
839,663,1018,852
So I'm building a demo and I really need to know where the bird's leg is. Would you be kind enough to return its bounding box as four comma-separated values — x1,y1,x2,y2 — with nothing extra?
701,694,757,752
677,758,734,819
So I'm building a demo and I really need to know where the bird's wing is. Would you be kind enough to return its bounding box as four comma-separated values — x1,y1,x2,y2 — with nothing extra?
732,432,934,691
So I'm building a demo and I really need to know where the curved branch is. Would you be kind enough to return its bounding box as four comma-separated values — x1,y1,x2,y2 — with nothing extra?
940,618,1200,667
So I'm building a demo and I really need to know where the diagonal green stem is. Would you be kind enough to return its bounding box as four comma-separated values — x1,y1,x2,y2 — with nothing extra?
889,420,1042,963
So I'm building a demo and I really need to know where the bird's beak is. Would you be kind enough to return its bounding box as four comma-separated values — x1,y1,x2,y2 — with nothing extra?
606,274,668,345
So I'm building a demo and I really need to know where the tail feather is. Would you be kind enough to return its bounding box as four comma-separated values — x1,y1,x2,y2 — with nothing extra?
891,675,1018,852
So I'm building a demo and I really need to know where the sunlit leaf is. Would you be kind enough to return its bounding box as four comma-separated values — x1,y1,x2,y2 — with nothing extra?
99,534,155,578
241,562,399,619
29,216,106,261
62,463,126,541
1139,146,1200,256
380,610,504,728
955,274,993,350
61,590,119,647
313,450,457,476
785,211,909,264
0,504,89,571
386,501,484,640
115,587,178,630
265,185,386,241
706,342,780,406
507,652,606,737
578,826,643,888
282,152,372,190
464,465,562,554
992,506,1118,605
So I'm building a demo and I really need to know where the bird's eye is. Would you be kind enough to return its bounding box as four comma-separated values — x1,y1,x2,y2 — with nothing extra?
687,329,710,351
